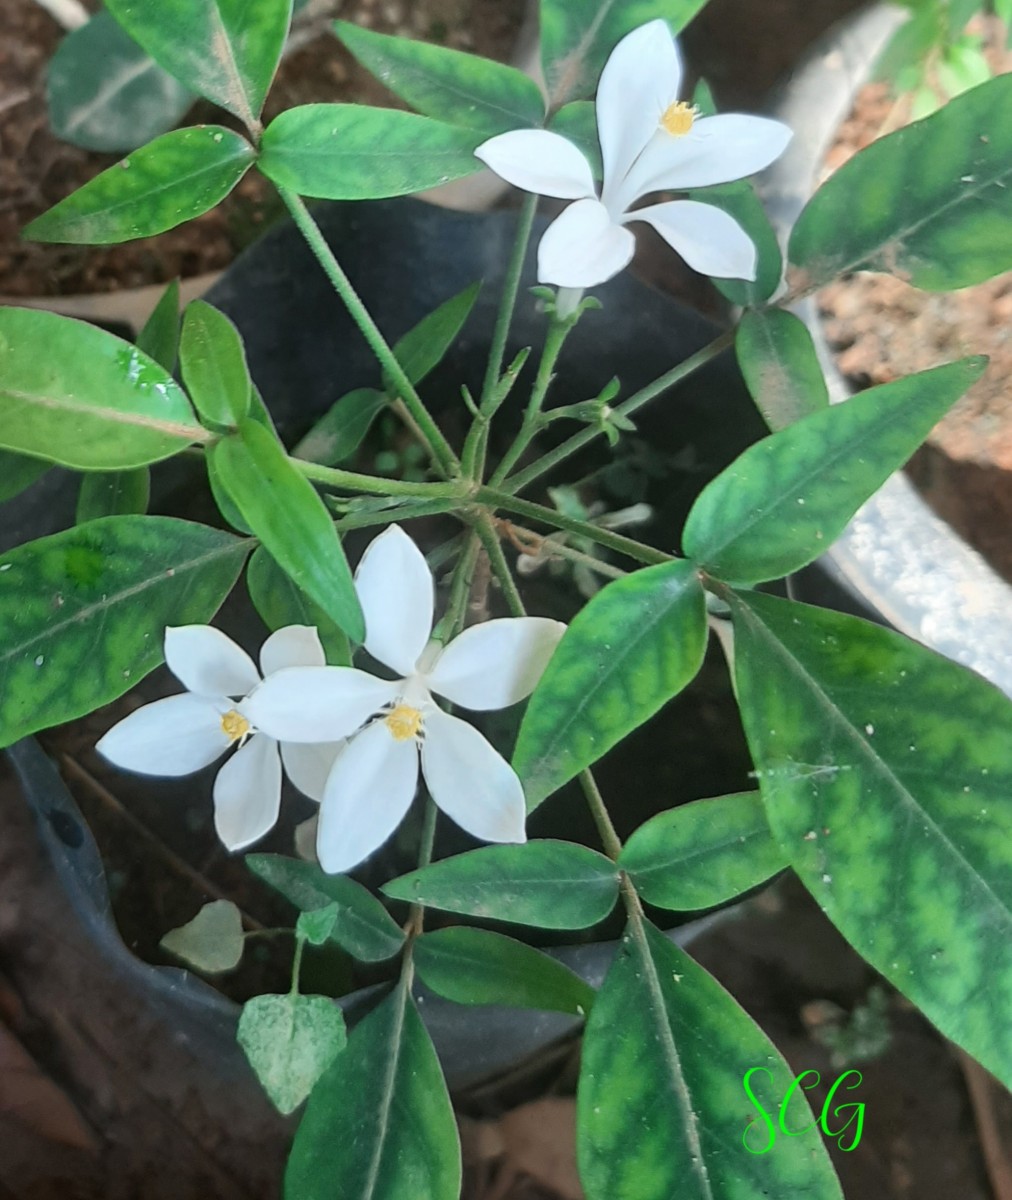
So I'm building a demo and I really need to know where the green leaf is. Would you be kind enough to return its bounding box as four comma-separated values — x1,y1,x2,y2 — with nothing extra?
160,899,244,973
789,72,1012,291
513,559,707,809
296,904,340,946
76,468,151,522
387,280,481,390
291,388,387,467
383,841,620,930
414,927,596,1015
618,792,786,911
0,308,204,469
735,308,829,431
238,993,347,1116
135,279,181,372
578,918,843,1200
0,516,248,748
104,0,292,128
872,8,936,86
937,41,992,97
548,101,602,177
24,126,255,245
46,10,195,153
682,357,986,586
258,104,484,199
691,180,783,306
731,589,1012,1090
247,854,405,962
334,20,544,134
180,299,252,430
539,0,707,108
246,546,351,666
285,983,460,1200
210,419,365,642
0,452,49,505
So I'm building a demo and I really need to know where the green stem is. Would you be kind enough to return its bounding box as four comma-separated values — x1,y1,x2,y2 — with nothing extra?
289,934,306,997
294,457,471,500
578,769,623,861
330,498,461,534
473,515,526,618
489,313,573,486
505,328,735,494
276,186,460,478
476,486,670,566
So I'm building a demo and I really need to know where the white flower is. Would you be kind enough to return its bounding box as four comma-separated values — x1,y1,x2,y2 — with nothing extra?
245,525,566,875
96,625,343,851
475,19,792,288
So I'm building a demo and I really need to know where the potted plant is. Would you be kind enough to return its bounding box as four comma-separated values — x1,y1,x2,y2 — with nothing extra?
2,1,1012,1198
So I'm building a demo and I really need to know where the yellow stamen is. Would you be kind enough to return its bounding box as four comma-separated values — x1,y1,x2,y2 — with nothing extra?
660,101,696,137
384,703,423,742
221,708,251,743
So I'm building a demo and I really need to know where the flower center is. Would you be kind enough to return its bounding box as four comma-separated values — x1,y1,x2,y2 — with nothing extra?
384,703,423,742
220,708,251,743
660,101,696,137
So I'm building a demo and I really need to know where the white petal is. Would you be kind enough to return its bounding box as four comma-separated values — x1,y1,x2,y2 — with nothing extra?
537,198,636,288
632,199,758,280
213,735,282,851
316,721,419,874
426,617,566,710
355,525,433,676
259,625,326,677
281,739,345,802
619,113,793,206
597,20,682,207
164,625,260,699
243,666,398,743
475,130,596,200
421,707,527,844
96,693,229,776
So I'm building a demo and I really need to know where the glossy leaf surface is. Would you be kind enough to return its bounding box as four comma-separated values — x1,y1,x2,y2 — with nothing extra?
735,307,828,431
539,0,707,107
47,10,194,152
24,126,255,245
578,919,843,1199
384,842,620,929
0,517,247,747
619,792,786,911
246,547,351,666
180,300,252,429
682,357,985,586
259,105,483,199
513,559,707,808
335,20,544,133
790,73,1012,290
238,992,347,1116
285,984,460,1200
76,469,151,522
0,308,204,469
414,927,596,1015
732,589,1012,1089
210,419,364,642
104,0,292,127
247,854,405,962
135,278,181,371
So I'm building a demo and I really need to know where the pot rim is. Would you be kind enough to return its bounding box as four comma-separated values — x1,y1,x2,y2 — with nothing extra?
757,1,1012,698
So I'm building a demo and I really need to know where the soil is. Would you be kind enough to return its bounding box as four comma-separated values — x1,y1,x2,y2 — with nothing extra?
7,1,1011,1198
815,50,1012,581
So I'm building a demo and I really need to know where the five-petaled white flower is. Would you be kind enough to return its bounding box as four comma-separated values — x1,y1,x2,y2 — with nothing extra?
96,625,342,851
475,19,792,288
246,525,566,875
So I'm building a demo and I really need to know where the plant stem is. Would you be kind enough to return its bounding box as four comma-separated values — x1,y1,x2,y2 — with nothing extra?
473,515,526,617
578,769,623,861
276,186,460,478
289,934,306,997
476,486,670,566
488,313,573,486
505,328,735,494
295,457,471,500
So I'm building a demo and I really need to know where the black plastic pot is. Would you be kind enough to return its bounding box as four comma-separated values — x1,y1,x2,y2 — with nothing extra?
7,197,766,1095
759,4,1012,696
